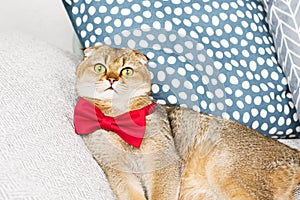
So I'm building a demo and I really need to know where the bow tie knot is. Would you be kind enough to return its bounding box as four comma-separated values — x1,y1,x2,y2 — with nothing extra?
99,115,114,131
74,98,156,148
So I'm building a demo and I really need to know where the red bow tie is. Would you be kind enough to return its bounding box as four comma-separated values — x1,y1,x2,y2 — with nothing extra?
73,97,156,148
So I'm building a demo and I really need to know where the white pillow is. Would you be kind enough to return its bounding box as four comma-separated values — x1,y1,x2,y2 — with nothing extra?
0,32,115,200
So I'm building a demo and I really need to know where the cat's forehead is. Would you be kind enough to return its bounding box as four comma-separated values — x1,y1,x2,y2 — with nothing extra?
86,46,131,62
82,45,148,68
98,46,130,56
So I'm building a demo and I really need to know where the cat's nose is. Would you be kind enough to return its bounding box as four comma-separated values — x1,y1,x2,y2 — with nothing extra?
107,78,117,85
106,72,119,85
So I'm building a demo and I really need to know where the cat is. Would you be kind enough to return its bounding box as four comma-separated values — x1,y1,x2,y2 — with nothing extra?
75,45,300,200
74,45,181,200
166,106,300,199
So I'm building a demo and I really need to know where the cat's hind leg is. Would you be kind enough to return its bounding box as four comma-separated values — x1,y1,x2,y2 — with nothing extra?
209,167,274,200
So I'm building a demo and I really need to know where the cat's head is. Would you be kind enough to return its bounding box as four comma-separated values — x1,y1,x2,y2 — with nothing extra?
76,46,151,102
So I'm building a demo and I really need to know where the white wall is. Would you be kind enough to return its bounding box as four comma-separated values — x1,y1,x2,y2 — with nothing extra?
0,0,74,52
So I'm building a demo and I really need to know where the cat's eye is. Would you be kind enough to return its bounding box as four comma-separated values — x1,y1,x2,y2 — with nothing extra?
94,63,106,74
121,68,134,77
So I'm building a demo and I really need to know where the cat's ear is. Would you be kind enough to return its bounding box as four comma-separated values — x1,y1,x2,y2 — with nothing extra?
132,50,149,66
82,46,99,59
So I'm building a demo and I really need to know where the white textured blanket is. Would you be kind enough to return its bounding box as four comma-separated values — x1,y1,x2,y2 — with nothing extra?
0,32,115,200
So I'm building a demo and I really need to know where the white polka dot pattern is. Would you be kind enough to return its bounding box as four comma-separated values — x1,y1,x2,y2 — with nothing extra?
63,0,300,138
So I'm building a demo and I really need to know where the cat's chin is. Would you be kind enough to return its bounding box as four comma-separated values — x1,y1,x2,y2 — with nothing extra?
92,87,150,100
93,89,118,101
93,90,132,102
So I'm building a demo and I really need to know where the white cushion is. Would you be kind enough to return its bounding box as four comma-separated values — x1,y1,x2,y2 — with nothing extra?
0,32,115,200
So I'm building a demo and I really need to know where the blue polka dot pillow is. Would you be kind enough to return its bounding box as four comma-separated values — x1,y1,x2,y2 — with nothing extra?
63,0,300,138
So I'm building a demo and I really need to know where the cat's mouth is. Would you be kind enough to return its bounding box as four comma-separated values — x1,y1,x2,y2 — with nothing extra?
105,86,118,94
